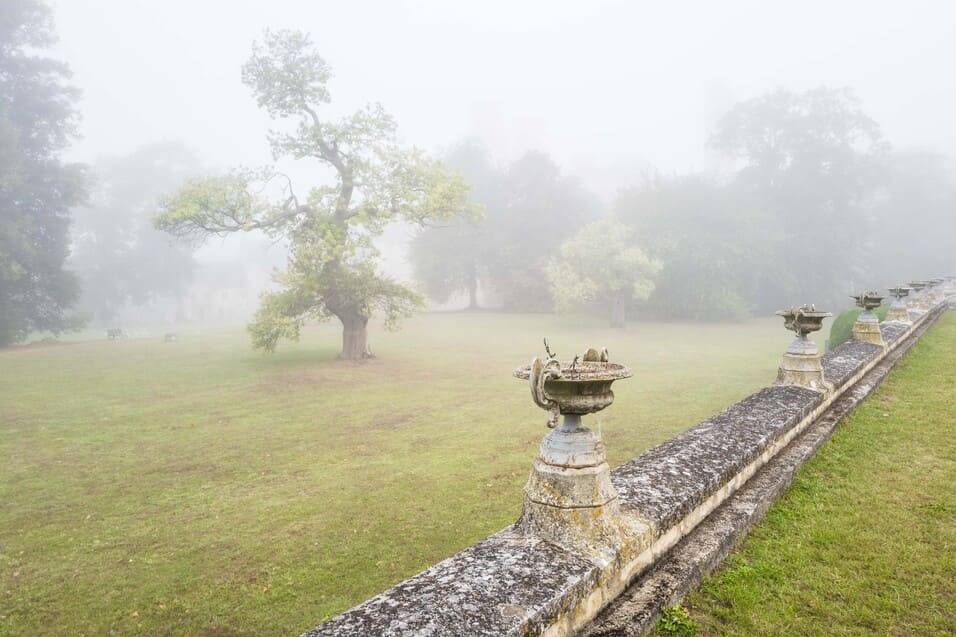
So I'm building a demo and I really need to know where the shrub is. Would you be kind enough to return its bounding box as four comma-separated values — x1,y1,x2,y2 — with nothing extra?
656,605,699,636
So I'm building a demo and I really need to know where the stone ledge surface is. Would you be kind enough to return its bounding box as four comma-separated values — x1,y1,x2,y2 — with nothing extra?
821,341,882,390
611,385,820,534
880,321,908,343
301,530,597,637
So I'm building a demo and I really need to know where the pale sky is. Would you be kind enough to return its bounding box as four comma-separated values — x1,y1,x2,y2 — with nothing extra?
52,0,956,198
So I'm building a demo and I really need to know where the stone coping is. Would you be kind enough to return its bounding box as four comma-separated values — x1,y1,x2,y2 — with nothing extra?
880,321,909,343
302,532,598,637
611,384,820,534
821,342,882,390
299,302,946,637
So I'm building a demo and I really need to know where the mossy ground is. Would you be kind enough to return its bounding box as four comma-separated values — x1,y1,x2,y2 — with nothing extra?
1,312,806,636
680,312,956,636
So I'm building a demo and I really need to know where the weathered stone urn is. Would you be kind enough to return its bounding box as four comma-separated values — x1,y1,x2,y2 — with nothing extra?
774,305,832,394
909,281,931,312
929,277,946,303
885,286,913,323
943,275,956,300
513,343,635,556
851,291,886,348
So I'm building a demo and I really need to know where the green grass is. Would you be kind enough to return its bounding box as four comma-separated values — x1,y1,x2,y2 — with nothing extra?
683,312,956,636
1,312,821,636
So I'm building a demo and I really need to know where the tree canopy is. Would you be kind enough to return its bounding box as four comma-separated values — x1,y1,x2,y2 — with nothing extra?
711,87,886,307
616,175,770,320
486,152,602,311
71,141,200,325
410,146,601,312
545,218,660,327
155,30,472,359
408,141,499,309
0,0,86,346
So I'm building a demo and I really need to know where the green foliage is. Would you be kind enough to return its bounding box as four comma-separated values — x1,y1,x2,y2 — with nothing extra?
486,152,602,311
409,217,483,306
711,87,886,309
616,175,765,321
828,304,889,349
408,142,494,308
409,145,602,313
545,218,660,326
70,141,200,325
0,0,86,345
241,29,331,118
656,605,699,636
154,30,471,357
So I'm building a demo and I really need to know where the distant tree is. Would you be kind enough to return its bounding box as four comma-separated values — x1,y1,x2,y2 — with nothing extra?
155,30,471,359
409,217,482,309
545,218,660,327
485,151,601,311
710,87,886,307
71,141,200,325
866,150,956,284
616,175,771,320
0,0,86,346
408,141,500,309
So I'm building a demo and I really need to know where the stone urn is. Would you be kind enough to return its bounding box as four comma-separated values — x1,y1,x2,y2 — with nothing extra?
886,286,913,323
944,275,956,298
514,346,632,429
908,281,930,312
513,342,635,555
851,291,886,348
929,277,946,303
774,305,832,393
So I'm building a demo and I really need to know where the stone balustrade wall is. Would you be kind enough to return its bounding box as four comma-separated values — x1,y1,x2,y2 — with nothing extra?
301,295,951,637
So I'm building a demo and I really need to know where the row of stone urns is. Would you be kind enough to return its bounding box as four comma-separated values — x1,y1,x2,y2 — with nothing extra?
775,276,954,338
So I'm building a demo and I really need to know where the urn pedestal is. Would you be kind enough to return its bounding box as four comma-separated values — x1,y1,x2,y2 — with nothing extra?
885,286,913,324
929,278,946,305
910,281,931,312
851,292,886,349
774,306,832,395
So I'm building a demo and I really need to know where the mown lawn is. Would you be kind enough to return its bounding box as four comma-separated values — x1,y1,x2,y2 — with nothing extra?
2,312,813,636
677,312,956,636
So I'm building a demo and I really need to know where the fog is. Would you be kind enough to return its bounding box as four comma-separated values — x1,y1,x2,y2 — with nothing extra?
6,5,956,630
12,0,956,334
55,1,956,181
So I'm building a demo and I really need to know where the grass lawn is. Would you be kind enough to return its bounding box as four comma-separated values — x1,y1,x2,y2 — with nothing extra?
677,312,956,636
2,312,817,636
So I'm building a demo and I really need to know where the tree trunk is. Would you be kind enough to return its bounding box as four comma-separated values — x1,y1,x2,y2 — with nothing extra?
609,296,626,328
466,277,479,311
339,312,373,360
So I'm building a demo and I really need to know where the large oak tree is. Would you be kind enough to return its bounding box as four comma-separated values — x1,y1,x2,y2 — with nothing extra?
155,30,471,359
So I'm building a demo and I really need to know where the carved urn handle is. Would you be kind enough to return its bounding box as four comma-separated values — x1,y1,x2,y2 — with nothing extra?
529,356,563,428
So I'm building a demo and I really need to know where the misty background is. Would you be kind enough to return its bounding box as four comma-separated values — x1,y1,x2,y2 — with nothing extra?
24,0,956,330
